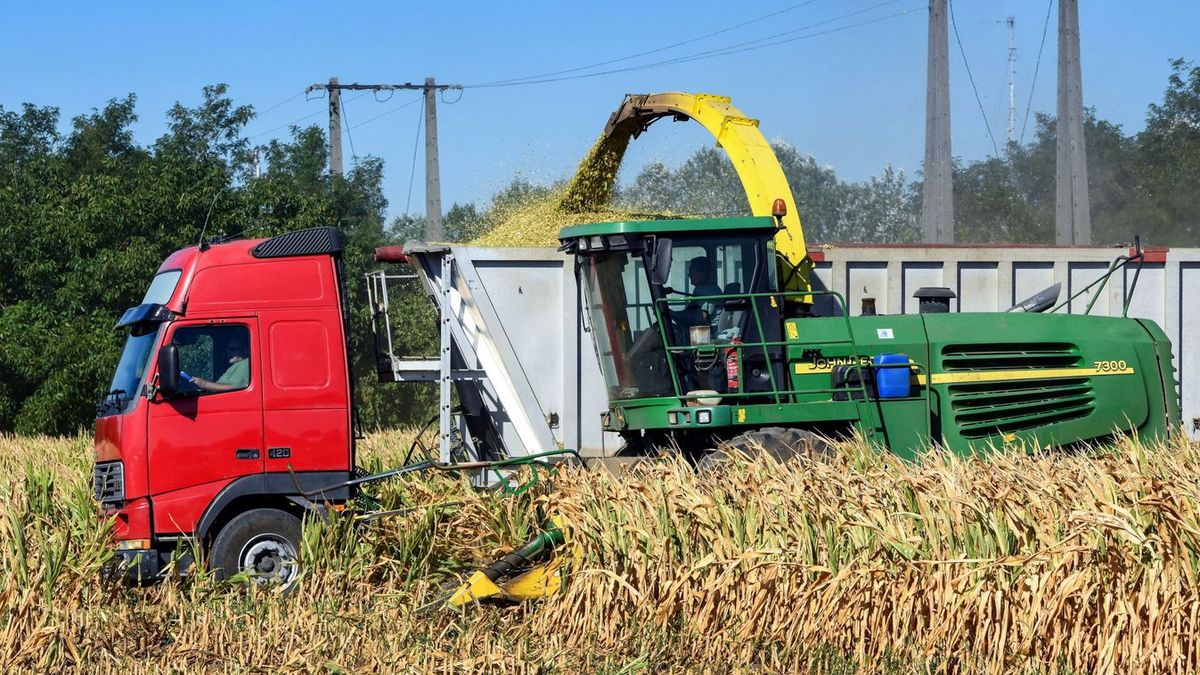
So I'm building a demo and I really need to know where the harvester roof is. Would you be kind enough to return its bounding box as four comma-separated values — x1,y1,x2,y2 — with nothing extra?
557,216,776,242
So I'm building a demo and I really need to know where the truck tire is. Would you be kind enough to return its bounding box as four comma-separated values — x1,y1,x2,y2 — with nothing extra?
698,427,832,471
209,508,302,587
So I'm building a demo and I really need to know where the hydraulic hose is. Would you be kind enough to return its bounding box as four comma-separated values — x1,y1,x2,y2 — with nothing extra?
479,527,565,584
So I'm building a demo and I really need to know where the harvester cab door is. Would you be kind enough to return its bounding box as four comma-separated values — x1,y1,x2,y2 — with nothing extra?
651,233,783,397
147,318,264,534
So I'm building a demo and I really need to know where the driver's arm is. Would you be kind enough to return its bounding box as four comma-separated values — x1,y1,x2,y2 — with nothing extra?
182,359,249,393
182,372,241,393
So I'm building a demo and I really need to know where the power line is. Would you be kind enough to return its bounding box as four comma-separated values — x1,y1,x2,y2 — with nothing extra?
254,91,306,117
248,4,916,143
464,2,920,89
248,91,373,140
405,102,423,215
348,96,421,130
249,109,325,139
1019,0,1054,144
667,7,920,69
470,0,821,87
949,0,1000,157
463,1,907,88
341,98,357,161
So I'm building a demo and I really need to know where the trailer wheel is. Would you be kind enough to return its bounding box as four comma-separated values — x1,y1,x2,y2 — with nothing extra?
209,508,302,587
698,427,832,470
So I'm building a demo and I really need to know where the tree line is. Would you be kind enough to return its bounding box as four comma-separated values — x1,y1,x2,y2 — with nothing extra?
0,60,1195,435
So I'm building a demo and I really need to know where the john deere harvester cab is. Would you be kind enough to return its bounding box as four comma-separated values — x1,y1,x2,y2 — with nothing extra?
562,218,785,400
561,214,848,456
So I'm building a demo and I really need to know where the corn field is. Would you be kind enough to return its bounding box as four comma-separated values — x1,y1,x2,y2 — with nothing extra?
1,431,1198,673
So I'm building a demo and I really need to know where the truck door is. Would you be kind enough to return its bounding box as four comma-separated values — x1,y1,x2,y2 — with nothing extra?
147,318,264,534
259,311,351,477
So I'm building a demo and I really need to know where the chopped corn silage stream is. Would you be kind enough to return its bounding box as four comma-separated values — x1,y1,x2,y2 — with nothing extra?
3,431,1200,672
468,137,696,247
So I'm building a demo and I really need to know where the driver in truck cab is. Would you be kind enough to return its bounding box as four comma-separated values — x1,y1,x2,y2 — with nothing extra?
182,336,250,393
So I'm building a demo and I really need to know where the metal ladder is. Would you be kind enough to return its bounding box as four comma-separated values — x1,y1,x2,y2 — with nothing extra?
366,244,557,471
366,261,483,466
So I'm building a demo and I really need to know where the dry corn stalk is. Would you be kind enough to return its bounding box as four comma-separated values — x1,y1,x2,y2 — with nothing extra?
2,431,1199,672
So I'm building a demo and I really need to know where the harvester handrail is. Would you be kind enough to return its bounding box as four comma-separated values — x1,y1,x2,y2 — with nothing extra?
1050,238,1146,316
649,289,883,407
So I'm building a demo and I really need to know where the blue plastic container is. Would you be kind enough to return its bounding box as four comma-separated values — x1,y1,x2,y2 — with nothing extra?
873,353,911,399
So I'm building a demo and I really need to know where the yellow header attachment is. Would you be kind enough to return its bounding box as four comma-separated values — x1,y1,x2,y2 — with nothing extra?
559,92,810,294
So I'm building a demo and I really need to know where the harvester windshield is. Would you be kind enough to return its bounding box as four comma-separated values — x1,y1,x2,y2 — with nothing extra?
566,220,778,401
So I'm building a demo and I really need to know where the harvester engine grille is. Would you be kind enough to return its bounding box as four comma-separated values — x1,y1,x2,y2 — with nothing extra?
93,461,124,504
948,378,1095,439
941,342,1083,371
943,343,1093,439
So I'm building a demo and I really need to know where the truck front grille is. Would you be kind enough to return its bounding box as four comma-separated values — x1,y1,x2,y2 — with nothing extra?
949,378,1095,439
93,461,124,504
941,342,1082,371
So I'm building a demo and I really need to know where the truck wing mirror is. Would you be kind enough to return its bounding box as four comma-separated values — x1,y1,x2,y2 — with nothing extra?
157,344,180,398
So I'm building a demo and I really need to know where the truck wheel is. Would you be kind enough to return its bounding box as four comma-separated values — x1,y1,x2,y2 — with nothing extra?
209,508,302,587
698,427,832,470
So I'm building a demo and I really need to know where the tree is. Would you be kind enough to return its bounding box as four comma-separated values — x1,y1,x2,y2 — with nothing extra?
615,142,914,244
619,146,747,217
774,144,846,242
1134,58,1200,244
834,165,920,243
0,86,403,434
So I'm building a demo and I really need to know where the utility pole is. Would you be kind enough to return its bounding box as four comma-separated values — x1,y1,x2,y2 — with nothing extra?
307,78,461,241
423,77,444,241
1055,0,1091,245
922,0,954,244
327,78,343,176
1007,17,1016,144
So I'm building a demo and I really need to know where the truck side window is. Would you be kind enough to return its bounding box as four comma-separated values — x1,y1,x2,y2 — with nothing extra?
172,324,251,395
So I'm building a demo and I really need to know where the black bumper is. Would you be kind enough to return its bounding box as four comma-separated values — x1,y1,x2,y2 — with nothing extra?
107,546,195,585
107,548,160,584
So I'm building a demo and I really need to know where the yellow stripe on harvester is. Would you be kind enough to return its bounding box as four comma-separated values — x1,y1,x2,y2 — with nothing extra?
917,366,1135,385
794,361,1137,384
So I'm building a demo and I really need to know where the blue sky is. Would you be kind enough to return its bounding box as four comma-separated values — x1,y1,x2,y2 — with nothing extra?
2,2,1196,222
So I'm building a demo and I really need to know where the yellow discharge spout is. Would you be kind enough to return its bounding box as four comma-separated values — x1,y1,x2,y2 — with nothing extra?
558,92,810,293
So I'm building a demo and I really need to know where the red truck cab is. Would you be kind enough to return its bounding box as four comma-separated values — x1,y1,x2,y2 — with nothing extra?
93,227,354,583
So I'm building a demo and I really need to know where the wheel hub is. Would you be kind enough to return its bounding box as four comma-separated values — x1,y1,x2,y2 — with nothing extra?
239,534,298,585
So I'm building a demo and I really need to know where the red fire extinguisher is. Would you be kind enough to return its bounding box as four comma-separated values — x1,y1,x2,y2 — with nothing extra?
725,338,742,392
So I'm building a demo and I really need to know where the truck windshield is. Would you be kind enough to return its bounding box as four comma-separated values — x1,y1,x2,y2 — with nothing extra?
98,324,160,417
142,270,181,305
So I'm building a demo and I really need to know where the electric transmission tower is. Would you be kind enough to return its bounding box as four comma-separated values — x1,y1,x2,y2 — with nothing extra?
1055,0,1091,245
922,0,954,244
1007,16,1016,144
